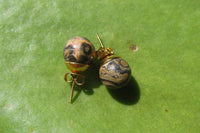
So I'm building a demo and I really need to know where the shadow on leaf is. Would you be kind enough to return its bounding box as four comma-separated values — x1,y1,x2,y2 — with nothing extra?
69,60,101,103
107,76,140,105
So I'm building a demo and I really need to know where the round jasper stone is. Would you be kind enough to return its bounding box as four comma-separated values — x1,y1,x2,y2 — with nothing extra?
99,57,131,88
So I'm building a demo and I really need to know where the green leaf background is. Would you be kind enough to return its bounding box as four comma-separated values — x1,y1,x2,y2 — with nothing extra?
0,0,199,133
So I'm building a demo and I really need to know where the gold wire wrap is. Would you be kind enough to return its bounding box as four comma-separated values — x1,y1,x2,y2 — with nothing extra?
64,72,85,86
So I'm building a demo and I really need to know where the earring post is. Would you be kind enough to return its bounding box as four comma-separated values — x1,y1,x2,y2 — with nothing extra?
96,33,104,48
69,79,76,103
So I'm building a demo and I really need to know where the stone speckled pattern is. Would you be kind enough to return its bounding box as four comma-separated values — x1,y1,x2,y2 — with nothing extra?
99,57,131,88
63,37,95,65
63,37,95,73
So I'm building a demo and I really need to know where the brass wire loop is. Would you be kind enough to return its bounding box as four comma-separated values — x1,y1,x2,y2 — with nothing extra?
64,72,85,86
64,72,86,103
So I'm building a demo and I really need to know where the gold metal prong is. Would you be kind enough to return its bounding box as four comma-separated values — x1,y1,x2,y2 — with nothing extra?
69,78,76,103
96,33,104,48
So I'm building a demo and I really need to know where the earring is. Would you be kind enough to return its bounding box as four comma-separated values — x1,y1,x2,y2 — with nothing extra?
63,37,95,103
96,33,131,88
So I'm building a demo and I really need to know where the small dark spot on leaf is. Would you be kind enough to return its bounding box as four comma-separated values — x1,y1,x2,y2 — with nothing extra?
129,45,138,52
165,109,168,112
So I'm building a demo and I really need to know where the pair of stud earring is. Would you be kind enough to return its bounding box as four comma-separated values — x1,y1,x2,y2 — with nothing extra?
63,34,131,103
